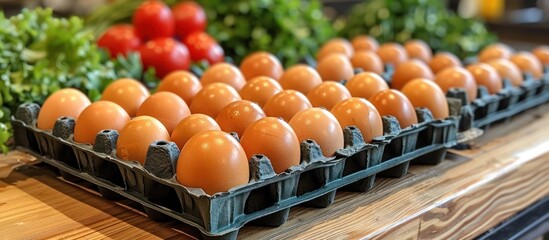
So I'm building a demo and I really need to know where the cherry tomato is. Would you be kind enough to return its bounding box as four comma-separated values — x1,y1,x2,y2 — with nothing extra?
139,38,190,78
172,1,207,39
132,0,174,41
97,24,141,58
183,32,224,64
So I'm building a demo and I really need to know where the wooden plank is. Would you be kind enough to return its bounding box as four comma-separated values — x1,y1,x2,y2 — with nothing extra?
1,106,548,239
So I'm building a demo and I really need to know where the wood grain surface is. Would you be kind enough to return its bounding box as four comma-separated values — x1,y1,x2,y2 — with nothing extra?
1,105,549,239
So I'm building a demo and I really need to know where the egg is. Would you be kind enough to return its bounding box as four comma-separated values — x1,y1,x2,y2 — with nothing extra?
404,39,432,62
157,71,202,105
533,46,549,66
279,64,322,94
487,58,524,87
376,43,408,67
428,52,462,74
116,116,170,165
316,53,354,81
239,51,283,80
215,100,266,137
289,108,344,157
510,52,543,79
200,63,246,90
307,81,352,110
189,83,242,118
240,117,300,174
391,60,434,90
239,76,283,107
434,67,478,103
37,88,91,130
401,78,449,119
171,114,220,150
466,63,503,95
73,101,130,144
351,35,379,52
136,92,191,134
478,43,514,62
263,90,312,122
331,98,383,142
345,72,388,99
317,38,354,60
350,50,384,75
100,78,149,117
369,89,418,129
177,130,249,195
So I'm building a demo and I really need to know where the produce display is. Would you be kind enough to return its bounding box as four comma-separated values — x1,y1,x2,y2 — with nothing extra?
5,1,549,239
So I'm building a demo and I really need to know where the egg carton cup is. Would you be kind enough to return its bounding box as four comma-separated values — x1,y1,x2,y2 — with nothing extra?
11,103,458,239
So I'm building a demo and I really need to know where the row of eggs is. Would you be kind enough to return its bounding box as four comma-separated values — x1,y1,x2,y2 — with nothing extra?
34,37,549,195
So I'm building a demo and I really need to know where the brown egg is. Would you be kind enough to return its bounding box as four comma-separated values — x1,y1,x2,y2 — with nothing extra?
116,116,170,165
289,108,344,157
350,50,384,75
391,60,434,90
171,114,221,150
487,59,524,87
239,76,283,107
351,35,379,52
466,63,503,95
376,43,408,67
189,83,242,118
307,81,352,110
101,78,150,117
510,52,543,79
73,101,130,144
37,88,91,130
177,130,249,195
279,64,322,94
239,51,283,80
331,98,383,142
428,52,462,74
369,89,418,129
404,39,432,62
317,38,354,60
158,71,202,105
478,43,514,62
200,63,246,90
263,90,312,122
401,78,449,119
345,72,388,99
435,67,478,103
240,117,300,174
317,53,355,81
215,100,266,137
136,92,191,134
533,46,549,66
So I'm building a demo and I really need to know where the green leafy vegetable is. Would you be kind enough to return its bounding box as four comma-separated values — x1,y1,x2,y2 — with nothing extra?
340,0,497,59
0,8,144,152
86,0,336,66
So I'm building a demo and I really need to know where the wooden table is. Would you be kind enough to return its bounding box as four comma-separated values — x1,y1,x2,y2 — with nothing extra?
1,106,549,239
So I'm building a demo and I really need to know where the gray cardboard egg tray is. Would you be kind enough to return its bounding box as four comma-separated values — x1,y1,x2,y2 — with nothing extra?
11,102,457,239
449,73,549,133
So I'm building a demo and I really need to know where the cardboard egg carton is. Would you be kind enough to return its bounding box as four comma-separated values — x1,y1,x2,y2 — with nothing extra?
11,103,457,239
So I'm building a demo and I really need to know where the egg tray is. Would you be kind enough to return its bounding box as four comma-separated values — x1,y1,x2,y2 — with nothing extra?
11,103,458,239
458,74,549,131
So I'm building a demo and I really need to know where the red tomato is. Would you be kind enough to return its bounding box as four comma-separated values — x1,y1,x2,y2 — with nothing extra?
139,38,190,78
132,0,174,41
183,32,224,64
172,2,207,39
97,24,141,58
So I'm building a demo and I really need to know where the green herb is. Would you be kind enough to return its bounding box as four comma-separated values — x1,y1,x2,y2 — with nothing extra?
0,8,144,152
340,0,497,59
86,0,336,66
